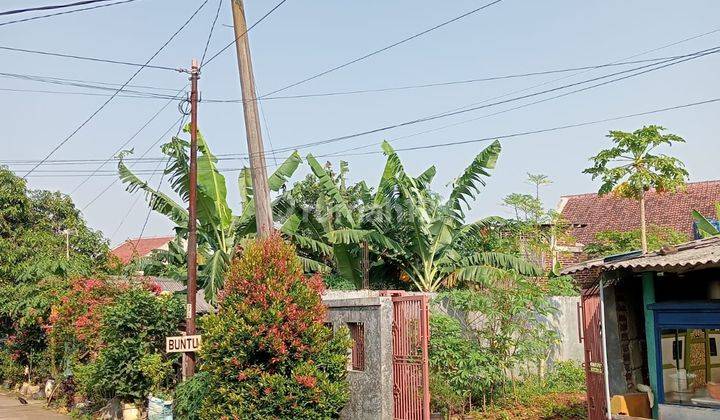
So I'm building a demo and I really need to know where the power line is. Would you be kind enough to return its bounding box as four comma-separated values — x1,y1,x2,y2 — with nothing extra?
200,0,223,66
248,45,720,157
0,0,139,27
0,0,118,16
0,45,179,71
7,45,718,172
23,0,209,179
0,71,179,92
21,96,720,178
200,0,290,68
259,0,504,98
81,115,185,210
70,87,186,194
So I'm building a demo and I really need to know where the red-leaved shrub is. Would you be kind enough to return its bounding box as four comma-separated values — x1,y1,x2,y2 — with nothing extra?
197,235,350,419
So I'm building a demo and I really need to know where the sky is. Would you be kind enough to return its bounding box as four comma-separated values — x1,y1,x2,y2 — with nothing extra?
1,0,719,246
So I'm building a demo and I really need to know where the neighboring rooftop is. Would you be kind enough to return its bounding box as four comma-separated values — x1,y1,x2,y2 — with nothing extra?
561,236,720,276
558,180,720,246
110,236,175,264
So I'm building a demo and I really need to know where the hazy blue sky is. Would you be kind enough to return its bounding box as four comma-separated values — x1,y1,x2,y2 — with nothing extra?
2,0,719,245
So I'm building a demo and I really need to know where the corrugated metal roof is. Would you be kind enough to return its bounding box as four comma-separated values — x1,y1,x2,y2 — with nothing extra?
108,276,214,313
561,237,720,275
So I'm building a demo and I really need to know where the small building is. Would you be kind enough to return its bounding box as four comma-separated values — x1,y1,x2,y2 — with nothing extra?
110,236,175,264
558,180,720,265
563,237,720,419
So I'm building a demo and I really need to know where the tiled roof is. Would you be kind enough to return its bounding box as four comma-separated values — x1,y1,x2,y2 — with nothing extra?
559,180,720,245
110,236,174,264
561,237,720,275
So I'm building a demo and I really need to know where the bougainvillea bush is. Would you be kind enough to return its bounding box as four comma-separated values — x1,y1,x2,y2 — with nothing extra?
197,235,350,419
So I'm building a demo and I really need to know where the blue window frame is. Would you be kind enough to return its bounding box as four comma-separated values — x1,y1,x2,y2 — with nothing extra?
648,301,720,405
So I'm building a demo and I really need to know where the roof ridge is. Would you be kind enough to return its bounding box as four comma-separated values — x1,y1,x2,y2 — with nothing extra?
561,179,720,199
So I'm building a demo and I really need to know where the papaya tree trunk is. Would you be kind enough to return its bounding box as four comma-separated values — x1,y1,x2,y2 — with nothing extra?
640,192,648,253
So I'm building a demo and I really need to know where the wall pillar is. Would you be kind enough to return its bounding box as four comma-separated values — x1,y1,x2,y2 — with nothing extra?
642,272,658,419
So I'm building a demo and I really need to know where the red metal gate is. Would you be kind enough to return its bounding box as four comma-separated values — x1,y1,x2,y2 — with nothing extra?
387,293,430,420
580,292,608,420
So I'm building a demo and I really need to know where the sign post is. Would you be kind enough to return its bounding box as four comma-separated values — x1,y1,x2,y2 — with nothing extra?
166,335,202,354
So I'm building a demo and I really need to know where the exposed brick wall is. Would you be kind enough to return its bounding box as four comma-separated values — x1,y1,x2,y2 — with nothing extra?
613,279,649,390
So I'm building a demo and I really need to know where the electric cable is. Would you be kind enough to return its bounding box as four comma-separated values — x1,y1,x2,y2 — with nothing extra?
0,0,139,27
23,0,209,178
259,0,504,98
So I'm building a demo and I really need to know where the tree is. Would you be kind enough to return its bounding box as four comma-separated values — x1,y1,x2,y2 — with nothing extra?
583,125,688,253
379,140,542,292
526,173,552,200
584,226,689,258
0,167,110,282
280,155,403,288
118,126,304,302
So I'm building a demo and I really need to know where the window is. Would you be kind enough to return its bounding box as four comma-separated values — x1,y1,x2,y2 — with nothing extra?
347,322,365,371
660,328,720,408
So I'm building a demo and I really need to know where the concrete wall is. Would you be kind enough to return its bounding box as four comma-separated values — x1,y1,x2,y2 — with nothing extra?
323,292,394,420
546,296,585,364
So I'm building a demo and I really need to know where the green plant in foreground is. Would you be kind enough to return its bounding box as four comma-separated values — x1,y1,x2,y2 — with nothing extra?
198,236,350,419
77,287,183,404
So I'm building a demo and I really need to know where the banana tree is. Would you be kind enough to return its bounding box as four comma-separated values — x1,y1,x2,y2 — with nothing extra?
692,203,720,237
379,140,543,292
278,154,404,288
118,125,304,302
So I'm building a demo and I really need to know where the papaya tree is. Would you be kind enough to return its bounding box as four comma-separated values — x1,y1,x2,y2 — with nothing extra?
118,125,304,302
584,125,688,253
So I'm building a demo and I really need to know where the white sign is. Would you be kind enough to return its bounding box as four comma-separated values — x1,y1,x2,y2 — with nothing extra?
166,335,201,353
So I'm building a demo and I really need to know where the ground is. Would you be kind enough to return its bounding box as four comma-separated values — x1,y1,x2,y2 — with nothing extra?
472,392,587,420
0,392,68,419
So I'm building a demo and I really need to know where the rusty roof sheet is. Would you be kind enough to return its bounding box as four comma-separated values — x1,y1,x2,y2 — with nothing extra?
561,237,720,275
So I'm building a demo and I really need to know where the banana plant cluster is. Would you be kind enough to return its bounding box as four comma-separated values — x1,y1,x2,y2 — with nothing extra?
118,126,544,298
370,140,543,291
118,126,304,303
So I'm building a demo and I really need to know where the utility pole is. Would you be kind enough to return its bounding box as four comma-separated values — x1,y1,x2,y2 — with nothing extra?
230,0,273,237
184,59,200,379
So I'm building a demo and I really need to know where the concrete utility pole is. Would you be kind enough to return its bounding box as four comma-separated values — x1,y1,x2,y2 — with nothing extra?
230,0,273,237
184,59,200,379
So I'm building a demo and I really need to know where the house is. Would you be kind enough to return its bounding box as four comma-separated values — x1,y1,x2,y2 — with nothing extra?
563,237,720,419
557,180,720,264
110,236,175,264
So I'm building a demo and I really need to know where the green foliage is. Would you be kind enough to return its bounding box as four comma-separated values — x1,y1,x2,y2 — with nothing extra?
584,225,688,257
323,273,356,290
198,236,350,419
543,361,586,393
692,203,720,237
173,371,212,420
583,125,688,199
118,127,305,302
430,281,561,415
0,167,110,283
370,141,543,292
429,314,502,414
78,287,183,403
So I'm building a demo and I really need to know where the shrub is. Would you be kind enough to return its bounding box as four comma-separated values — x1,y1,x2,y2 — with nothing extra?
78,287,183,404
544,360,586,393
173,371,211,420
198,235,350,419
47,278,129,369
429,314,502,414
